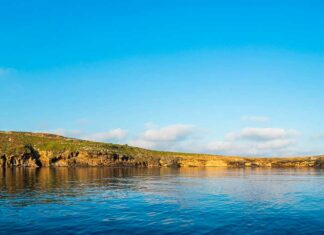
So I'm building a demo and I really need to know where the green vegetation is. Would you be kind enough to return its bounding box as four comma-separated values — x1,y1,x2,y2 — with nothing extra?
0,131,226,159
1,131,132,154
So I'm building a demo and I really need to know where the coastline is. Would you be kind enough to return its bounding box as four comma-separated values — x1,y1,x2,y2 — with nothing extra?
1,131,323,168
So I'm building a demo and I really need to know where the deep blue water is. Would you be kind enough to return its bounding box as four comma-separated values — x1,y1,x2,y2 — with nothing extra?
0,167,323,234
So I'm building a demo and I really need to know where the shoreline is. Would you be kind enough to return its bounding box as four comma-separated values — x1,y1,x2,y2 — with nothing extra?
1,131,324,168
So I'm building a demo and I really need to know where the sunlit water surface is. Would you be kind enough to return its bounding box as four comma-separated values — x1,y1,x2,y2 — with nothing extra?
0,167,323,234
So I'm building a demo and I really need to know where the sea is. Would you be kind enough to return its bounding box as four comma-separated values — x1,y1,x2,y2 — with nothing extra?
0,167,323,234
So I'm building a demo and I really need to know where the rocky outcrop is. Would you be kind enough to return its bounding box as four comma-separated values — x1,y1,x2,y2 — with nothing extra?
314,157,324,168
0,145,42,167
0,144,323,168
0,148,176,168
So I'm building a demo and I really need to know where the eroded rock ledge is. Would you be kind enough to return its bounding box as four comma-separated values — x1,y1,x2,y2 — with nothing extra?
1,131,323,168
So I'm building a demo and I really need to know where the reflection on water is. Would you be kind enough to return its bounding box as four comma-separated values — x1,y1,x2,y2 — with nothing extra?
1,167,324,234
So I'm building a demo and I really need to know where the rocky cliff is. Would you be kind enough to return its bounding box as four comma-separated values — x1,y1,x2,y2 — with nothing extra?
1,131,323,168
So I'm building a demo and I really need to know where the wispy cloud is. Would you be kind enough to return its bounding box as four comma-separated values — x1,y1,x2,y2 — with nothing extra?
206,127,300,156
225,127,299,141
83,128,128,142
128,124,196,150
241,115,270,123
311,133,324,140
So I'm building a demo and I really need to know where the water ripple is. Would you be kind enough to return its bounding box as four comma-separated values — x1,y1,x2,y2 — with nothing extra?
0,167,324,234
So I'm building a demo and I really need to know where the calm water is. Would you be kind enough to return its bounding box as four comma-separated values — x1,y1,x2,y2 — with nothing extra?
0,168,323,235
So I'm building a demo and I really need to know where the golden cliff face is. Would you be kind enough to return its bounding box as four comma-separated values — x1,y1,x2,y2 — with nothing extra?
0,131,323,168
1,146,323,168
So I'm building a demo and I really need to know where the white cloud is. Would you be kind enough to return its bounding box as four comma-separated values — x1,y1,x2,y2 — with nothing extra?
83,128,128,142
311,133,324,140
206,140,297,156
225,127,300,141
141,124,195,141
241,115,270,122
128,124,196,150
206,127,300,156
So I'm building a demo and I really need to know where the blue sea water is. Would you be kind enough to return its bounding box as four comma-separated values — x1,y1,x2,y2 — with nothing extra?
0,167,323,234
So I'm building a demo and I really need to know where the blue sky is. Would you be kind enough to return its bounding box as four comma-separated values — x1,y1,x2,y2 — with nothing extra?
1,0,324,156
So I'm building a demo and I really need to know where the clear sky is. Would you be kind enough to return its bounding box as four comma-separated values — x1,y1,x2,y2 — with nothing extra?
1,0,324,156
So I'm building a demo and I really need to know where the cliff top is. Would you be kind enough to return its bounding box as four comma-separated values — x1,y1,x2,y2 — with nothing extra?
0,131,322,161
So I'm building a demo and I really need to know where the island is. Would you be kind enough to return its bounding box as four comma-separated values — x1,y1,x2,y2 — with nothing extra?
0,131,323,168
